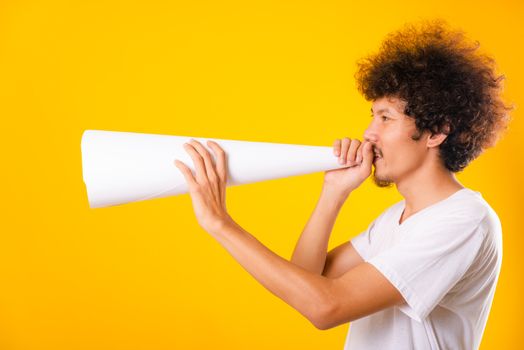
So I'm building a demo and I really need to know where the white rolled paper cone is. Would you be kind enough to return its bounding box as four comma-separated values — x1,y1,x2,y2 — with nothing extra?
81,130,352,208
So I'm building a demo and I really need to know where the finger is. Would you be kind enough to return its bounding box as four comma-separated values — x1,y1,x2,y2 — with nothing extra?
360,141,374,171
333,139,341,157
174,159,198,189
188,140,219,185
346,139,361,165
207,140,228,205
188,140,222,201
206,140,227,183
183,142,207,183
339,137,350,165
356,142,364,164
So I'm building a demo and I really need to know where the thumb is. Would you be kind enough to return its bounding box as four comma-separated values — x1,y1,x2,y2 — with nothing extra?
360,141,374,171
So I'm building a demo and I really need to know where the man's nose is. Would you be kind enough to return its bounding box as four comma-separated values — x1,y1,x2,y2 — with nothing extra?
363,123,378,143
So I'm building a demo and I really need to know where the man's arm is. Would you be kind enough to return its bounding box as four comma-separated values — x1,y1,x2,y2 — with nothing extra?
322,241,364,278
177,138,403,329
290,187,348,274
322,262,405,328
289,186,365,278
208,219,405,330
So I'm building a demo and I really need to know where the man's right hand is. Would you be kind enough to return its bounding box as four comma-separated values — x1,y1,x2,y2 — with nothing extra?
322,137,374,196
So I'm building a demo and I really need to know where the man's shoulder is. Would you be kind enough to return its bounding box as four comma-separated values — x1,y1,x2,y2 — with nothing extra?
448,188,496,221
463,190,503,241
424,188,501,239
370,188,499,229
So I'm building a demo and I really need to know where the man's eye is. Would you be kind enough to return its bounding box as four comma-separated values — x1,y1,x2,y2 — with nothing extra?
370,114,390,121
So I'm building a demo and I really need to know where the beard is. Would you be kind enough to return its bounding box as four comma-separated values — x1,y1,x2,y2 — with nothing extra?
371,164,394,188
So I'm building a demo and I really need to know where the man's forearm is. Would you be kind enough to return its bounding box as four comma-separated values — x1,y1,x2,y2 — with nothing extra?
207,219,334,328
290,187,349,275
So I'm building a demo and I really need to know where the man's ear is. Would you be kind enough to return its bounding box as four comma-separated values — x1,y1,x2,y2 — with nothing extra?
426,124,450,148
427,132,448,148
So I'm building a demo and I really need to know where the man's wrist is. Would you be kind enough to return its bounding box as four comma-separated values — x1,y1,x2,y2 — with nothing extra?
319,188,350,211
320,186,351,209
207,214,237,236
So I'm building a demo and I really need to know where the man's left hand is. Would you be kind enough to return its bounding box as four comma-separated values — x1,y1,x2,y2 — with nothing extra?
174,139,233,234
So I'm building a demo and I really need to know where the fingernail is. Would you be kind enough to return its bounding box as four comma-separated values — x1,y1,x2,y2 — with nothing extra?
339,158,344,165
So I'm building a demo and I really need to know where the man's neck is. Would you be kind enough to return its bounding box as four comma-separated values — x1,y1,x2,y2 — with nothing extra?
395,161,464,221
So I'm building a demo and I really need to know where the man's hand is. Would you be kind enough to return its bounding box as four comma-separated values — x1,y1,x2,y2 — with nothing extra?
174,139,234,234
323,137,374,196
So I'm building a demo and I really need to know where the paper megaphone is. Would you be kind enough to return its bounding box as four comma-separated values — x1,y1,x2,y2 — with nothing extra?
81,130,351,208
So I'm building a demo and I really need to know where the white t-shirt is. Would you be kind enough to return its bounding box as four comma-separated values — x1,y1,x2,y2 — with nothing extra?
344,188,502,350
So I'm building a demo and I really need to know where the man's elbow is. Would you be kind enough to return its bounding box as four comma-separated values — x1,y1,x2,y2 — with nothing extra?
311,318,332,331
310,302,338,331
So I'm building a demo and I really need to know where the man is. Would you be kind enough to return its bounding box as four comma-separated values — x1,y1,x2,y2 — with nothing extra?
174,19,512,349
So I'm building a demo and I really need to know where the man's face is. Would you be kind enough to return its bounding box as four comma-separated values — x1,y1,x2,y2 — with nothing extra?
364,96,428,188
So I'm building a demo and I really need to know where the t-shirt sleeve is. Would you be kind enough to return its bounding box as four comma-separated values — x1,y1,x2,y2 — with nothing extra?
366,211,488,322
350,219,378,261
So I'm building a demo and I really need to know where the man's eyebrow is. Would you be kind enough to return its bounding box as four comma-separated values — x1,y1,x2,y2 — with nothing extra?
370,107,391,114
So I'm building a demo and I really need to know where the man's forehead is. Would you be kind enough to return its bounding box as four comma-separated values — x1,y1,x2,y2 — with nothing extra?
371,97,407,115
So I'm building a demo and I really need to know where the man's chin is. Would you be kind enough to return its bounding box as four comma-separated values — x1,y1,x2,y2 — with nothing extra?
372,168,394,188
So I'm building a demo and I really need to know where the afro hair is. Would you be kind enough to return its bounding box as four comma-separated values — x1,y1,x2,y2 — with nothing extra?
355,19,514,172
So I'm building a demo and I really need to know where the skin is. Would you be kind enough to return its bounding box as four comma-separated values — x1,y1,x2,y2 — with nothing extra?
173,95,465,329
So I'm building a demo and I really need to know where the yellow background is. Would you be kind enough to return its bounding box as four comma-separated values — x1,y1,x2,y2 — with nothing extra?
1,1,522,349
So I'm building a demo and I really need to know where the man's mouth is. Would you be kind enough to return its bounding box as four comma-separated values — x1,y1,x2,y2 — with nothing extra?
373,147,382,162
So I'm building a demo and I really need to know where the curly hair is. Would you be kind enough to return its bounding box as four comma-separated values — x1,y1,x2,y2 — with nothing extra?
355,19,513,172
